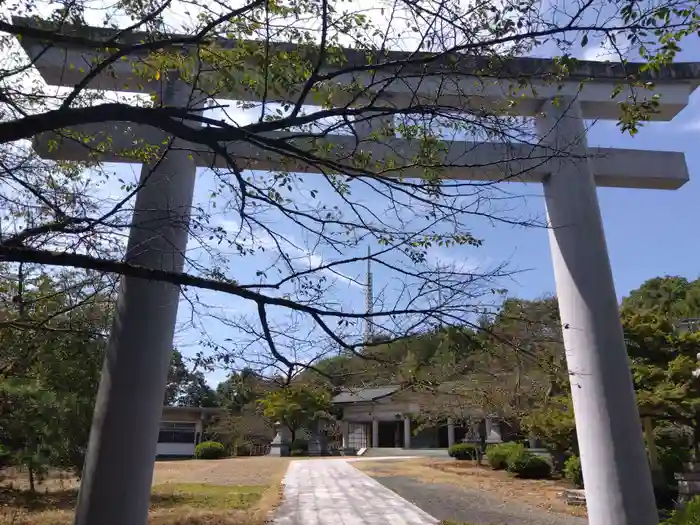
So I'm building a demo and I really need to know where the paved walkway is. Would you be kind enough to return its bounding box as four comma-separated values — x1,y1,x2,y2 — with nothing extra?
273,458,439,525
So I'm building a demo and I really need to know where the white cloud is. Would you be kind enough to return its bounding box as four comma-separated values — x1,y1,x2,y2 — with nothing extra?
213,219,363,288
679,119,700,132
426,246,486,273
581,42,619,62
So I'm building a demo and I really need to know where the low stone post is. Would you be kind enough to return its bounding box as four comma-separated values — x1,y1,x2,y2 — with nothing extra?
403,416,411,449
676,463,700,506
447,418,455,448
485,418,502,444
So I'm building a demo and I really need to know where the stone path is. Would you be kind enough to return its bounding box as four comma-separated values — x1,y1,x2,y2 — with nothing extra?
273,458,439,525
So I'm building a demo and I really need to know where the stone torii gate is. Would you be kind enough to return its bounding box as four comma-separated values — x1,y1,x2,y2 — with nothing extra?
13,16,700,525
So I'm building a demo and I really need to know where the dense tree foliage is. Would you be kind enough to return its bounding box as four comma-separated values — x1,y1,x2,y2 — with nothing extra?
4,270,700,491
625,312,700,429
257,385,331,442
215,368,268,412
521,278,700,482
299,278,700,481
622,277,700,320
0,266,112,487
164,349,218,407
622,277,700,481
303,296,567,431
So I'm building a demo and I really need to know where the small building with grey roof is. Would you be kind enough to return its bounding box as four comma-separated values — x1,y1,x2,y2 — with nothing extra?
331,385,503,450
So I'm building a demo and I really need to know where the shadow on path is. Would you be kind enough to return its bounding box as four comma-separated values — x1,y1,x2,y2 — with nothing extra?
372,475,588,525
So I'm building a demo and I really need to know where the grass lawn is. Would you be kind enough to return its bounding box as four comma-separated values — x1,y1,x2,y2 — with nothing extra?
354,458,586,519
0,457,292,525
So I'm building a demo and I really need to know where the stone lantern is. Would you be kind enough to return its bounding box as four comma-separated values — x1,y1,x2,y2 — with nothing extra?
268,421,292,457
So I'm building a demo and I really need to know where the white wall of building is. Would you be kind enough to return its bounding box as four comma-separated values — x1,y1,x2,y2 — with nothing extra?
156,442,196,457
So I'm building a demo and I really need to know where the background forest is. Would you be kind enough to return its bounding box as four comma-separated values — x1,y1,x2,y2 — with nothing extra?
2,265,699,492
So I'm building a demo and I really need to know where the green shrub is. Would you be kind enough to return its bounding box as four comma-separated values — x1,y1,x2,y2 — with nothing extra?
448,443,480,460
655,423,693,485
663,495,700,525
507,452,552,479
564,455,583,488
291,439,309,452
195,441,226,460
486,442,524,470
659,444,692,485
290,449,307,457
0,444,10,469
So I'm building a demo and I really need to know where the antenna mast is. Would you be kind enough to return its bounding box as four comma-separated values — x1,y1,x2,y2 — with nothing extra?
364,246,373,344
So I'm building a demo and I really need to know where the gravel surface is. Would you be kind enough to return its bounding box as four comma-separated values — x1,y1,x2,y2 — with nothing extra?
372,475,588,525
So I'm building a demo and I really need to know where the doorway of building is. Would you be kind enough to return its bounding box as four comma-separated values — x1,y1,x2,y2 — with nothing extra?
377,421,403,447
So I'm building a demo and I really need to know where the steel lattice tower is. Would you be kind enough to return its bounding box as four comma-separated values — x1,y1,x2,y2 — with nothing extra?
364,247,373,344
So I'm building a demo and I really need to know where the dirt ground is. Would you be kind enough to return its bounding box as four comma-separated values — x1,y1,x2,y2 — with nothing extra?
2,457,292,491
354,458,587,519
152,457,292,486
0,457,292,525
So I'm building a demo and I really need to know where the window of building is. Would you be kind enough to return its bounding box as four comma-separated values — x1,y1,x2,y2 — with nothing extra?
347,423,370,449
158,422,196,444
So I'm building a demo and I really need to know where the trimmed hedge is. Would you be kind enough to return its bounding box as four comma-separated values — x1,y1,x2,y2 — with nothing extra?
507,451,551,479
486,442,524,470
195,441,226,460
448,443,480,460
564,455,583,488
290,449,307,457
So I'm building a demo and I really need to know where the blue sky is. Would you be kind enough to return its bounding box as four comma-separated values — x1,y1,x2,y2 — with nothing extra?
472,103,700,302
487,36,700,303
182,41,700,386
27,2,697,386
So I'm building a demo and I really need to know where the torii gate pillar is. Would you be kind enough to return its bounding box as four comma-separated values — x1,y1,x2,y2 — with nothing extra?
539,98,657,524
73,81,201,525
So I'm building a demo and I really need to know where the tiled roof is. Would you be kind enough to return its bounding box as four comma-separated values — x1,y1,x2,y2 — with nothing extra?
331,385,400,404
161,406,226,414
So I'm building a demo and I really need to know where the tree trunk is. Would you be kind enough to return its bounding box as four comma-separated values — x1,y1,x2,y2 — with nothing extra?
28,462,35,493
643,417,665,488
644,417,661,472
